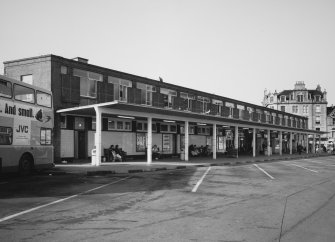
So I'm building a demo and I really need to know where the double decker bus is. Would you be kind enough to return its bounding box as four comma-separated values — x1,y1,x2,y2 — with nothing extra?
0,75,54,174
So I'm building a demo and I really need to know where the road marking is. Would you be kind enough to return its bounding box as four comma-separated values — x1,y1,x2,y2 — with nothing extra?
192,167,211,193
253,164,275,180
290,164,318,173
0,176,130,223
303,160,335,166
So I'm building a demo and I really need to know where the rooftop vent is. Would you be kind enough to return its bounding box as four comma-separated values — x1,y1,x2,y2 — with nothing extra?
72,57,88,64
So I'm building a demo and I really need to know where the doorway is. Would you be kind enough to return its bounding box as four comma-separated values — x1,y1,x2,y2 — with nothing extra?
75,131,87,159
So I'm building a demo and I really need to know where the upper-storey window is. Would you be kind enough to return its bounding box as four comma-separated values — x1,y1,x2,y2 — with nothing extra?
137,83,156,106
21,74,33,85
297,94,304,102
14,84,35,103
315,105,321,113
270,96,274,102
315,95,321,102
278,114,283,125
61,66,68,75
281,106,285,112
247,107,254,121
255,109,262,122
303,105,309,114
292,106,298,113
197,96,210,113
315,116,321,125
226,102,235,118
280,96,286,102
180,92,196,111
108,76,132,102
237,104,245,119
264,111,270,123
160,88,177,108
73,69,103,98
212,99,223,115
0,79,12,98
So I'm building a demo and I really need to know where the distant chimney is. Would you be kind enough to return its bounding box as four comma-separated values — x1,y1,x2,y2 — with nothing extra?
294,81,306,90
72,57,88,64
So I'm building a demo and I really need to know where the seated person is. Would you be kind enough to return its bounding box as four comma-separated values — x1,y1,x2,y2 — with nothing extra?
109,145,115,161
114,145,123,162
152,145,161,160
191,145,199,157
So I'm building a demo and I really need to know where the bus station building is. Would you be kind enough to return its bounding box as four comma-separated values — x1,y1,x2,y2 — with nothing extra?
3,55,324,165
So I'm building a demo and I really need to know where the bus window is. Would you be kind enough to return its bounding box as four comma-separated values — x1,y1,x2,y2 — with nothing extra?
0,126,13,145
0,79,12,98
14,84,35,103
37,91,52,108
41,128,52,145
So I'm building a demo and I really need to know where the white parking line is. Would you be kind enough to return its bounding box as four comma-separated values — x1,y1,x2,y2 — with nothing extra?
0,176,130,223
290,164,318,173
253,164,275,180
302,160,335,166
192,167,211,193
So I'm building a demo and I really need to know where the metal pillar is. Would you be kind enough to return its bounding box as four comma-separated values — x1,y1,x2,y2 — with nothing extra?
253,128,256,157
306,134,309,154
185,121,189,161
279,131,283,156
312,134,316,154
93,107,102,166
235,126,239,158
147,117,152,165
267,129,271,156
290,132,293,155
213,123,217,159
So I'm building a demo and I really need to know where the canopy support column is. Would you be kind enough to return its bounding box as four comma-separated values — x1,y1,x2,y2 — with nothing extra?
235,126,239,158
253,128,256,157
185,121,189,161
290,132,293,155
93,106,102,166
267,129,271,156
279,131,283,156
213,124,217,159
147,117,152,165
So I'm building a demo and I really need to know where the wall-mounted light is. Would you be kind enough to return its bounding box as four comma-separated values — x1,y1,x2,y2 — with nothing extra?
117,115,135,119
163,120,176,123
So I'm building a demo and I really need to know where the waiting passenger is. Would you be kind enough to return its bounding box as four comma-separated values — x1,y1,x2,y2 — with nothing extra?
152,145,161,160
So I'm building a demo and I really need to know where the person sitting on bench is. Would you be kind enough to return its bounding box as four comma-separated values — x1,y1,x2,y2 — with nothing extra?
152,145,161,160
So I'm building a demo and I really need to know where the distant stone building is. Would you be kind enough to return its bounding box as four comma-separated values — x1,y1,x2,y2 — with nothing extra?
262,81,328,140
327,106,335,140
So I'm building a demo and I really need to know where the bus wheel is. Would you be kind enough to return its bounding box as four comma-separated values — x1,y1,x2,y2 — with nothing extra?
19,155,33,176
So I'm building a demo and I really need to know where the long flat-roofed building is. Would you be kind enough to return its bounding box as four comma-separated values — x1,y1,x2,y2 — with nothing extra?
3,55,322,165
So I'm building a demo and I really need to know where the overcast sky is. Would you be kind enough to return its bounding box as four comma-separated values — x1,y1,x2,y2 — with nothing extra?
1,0,334,106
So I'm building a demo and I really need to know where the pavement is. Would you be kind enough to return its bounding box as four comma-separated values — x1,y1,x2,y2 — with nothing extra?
48,152,334,176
